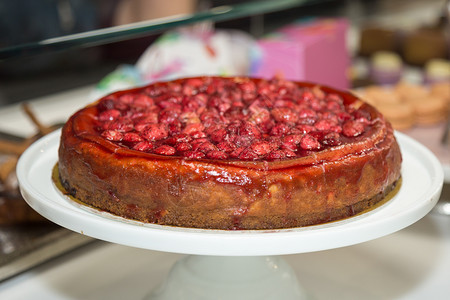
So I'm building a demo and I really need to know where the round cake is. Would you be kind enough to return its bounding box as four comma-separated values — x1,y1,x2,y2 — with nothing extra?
57,77,402,230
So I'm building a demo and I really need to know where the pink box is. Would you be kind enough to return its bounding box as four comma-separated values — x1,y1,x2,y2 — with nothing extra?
251,18,350,90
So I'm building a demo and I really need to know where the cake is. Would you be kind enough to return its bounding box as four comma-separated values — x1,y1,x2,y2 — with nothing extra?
57,77,402,230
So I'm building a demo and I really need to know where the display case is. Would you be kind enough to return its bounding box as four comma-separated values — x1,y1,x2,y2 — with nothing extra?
0,0,316,59
0,0,331,105
0,0,340,281
0,1,448,298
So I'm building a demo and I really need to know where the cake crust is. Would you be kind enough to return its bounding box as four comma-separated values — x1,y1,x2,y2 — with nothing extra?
58,77,402,230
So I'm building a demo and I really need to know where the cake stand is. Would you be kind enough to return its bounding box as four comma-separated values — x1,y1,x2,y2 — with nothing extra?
17,131,443,300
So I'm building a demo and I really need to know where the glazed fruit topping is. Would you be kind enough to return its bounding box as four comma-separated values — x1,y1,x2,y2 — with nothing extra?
95,77,373,161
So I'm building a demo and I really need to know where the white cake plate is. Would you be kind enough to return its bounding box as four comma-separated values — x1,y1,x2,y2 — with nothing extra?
17,131,443,300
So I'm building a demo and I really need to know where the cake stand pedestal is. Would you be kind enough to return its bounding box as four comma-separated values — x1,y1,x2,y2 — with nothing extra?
17,131,443,300
148,255,306,300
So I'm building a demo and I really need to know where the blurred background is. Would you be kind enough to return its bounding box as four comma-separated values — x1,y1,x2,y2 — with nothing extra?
0,0,449,295
0,0,448,105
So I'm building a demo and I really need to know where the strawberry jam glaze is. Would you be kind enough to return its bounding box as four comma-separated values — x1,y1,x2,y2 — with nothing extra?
58,77,402,230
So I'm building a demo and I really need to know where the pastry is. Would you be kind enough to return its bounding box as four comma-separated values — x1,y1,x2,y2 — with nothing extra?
361,85,416,130
362,86,401,105
57,77,402,230
394,81,428,102
430,81,450,108
424,59,450,84
370,51,402,85
410,96,448,125
376,102,415,130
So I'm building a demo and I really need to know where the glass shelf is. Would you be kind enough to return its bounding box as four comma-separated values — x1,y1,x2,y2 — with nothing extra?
0,0,317,60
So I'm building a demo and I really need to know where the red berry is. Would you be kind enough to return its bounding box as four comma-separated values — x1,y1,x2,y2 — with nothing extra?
143,124,168,141
99,109,121,122
282,149,297,157
271,107,298,123
183,151,206,159
229,147,245,158
300,134,321,150
282,134,303,145
165,133,192,145
101,130,123,142
342,120,365,137
154,145,176,155
239,81,256,94
133,94,154,108
193,141,217,153
175,142,192,152
266,150,285,160
270,123,290,136
298,108,317,119
296,124,315,133
183,123,205,136
217,141,236,153
314,119,337,132
321,132,342,146
105,117,133,132
240,122,261,138
206,150,228,160
238,148,259,161
281,141,297,151
250,141,272,155
133,141,154,152
209,128,227,143
122,132,144,143
97,98,116,112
